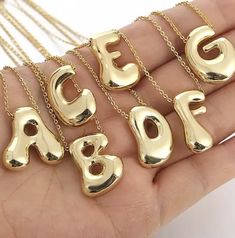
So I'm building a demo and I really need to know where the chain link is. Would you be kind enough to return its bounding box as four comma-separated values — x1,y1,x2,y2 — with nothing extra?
0,72,15,119
0,4,50,58
136,16,205,95
176,1,214,30
151,11,188,43
21,0,88,44
4,66,41,113
118,30,174,103
12,0,88,46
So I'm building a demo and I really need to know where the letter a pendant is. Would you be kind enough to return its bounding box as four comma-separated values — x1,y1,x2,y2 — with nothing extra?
70,133,123,197
3,107,64,171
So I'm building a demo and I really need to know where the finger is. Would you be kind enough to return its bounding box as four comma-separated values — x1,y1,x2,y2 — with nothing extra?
163,80,235,168
155,136,235,225
77,0,235,76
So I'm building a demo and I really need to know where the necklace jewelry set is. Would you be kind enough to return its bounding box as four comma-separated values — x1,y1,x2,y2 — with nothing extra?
0,1,234,197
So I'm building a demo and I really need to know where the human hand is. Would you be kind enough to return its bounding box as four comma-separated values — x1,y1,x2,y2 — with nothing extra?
0,0,235,237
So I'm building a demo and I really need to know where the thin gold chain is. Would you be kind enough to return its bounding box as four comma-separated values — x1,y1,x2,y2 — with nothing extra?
0,36,22,66
176,1,214,30
0,3,50,58
12,0,87,46
118,31,174,103
0,44,20,66
0,72,15,119
0,21,30,62
3,66,41,114
151,11,188,43
67,48,130,120
22,0,88,43
46,55,105,134
136,16,205,95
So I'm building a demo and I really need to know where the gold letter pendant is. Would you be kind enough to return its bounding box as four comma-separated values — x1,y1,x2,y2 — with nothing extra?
3,107,64,171
186,26,235,84
128,106,173,168
91,30,141,90
69,133,123,197
48,65,96,126
174,90,213,153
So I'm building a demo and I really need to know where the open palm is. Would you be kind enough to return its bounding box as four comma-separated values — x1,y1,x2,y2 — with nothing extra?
0,0,235,237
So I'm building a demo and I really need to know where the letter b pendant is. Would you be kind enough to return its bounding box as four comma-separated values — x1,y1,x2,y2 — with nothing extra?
69,133,123,197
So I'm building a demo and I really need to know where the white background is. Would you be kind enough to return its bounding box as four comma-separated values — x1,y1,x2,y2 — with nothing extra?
0,1,235,238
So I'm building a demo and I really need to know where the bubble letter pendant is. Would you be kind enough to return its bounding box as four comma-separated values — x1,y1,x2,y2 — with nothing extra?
3,107,64,171
174,90,213,153
69,133,123,197
48,65,96,126
185,26,235,84
91,30,141,90
128,106,173,168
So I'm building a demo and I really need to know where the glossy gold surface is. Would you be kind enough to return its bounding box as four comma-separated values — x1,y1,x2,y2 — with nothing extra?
69,133,123,197
3,107,64,171
48,65,96,126
128,106,173,168
185,26,235,84
174,90,213,153
90,30,141,90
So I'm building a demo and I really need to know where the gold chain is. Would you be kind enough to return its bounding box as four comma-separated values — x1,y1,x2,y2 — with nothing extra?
0,2,71,150
0,3,50,58
151,11,188,43
176,1,214,30
136,16,205,95
22,0,88,43
118,31,174,103
67,48,130,120
12,0,87,46
0,35,22,66
1,66,41,115
46,55,105,134
0,72,15,119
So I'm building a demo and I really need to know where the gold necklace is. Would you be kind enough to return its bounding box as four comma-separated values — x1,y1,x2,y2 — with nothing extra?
42,55,123,197
0,2,50,58
12,0,88,46
176,1,214,30
135,16,213,153
68,46,173,168
0,67,64,171
153,2,235,84
0,7,123,196
85,22,213,154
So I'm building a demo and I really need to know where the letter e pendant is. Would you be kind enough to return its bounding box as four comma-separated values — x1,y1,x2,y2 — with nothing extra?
91,30,141,90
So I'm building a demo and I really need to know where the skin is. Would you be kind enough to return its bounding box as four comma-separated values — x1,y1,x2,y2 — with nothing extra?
0,0,235,237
